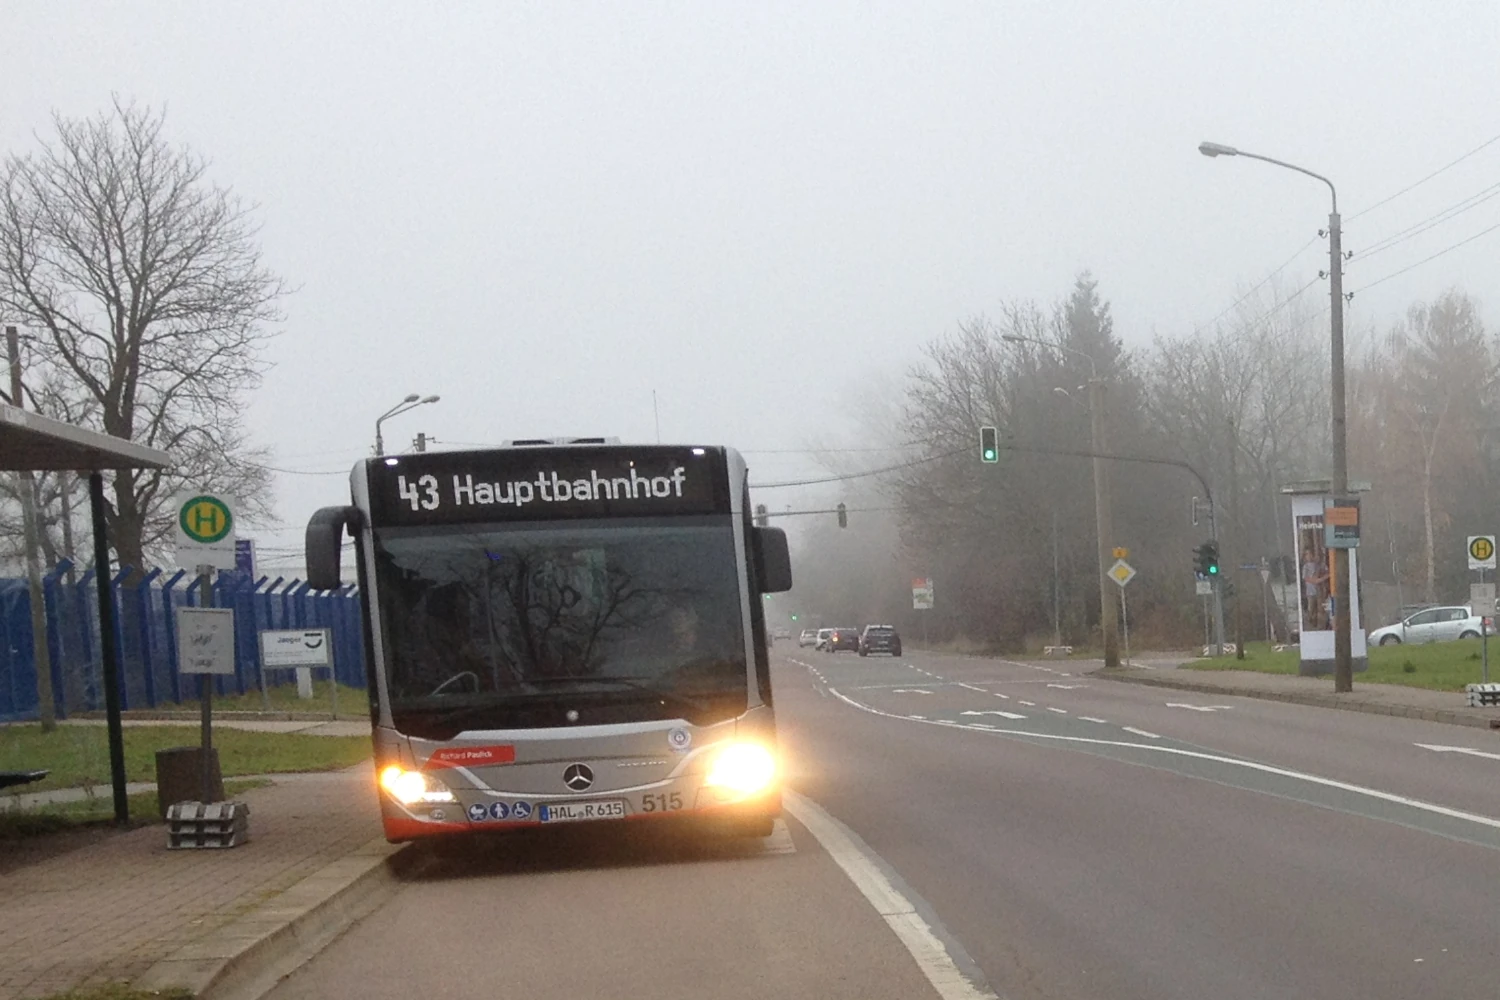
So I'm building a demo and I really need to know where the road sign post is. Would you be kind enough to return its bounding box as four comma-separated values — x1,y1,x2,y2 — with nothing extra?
177,591,235,802
1109,559,1135,666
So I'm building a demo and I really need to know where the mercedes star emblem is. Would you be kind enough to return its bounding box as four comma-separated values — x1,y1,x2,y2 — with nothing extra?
563,763,594,791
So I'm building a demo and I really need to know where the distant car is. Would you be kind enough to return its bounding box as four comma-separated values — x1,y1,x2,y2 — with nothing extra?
823,628,860,653
1368,605,1489,645
798,629,818,647
814,628,833,651
858,624,902,657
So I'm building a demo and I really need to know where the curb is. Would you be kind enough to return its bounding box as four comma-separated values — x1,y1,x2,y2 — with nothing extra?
135,836,418,1000
1092,668,1500,731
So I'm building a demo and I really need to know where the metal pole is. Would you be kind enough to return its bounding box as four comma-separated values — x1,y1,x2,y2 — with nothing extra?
7,327,56,731
1052,507,1062,648
1330,208,1353,692
1121,584,1131,667
198,566,215,801
90,472,129,823
1088,378,1119,666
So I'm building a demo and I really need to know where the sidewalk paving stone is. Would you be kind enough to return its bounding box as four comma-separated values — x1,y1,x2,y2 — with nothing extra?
0,763,382,1000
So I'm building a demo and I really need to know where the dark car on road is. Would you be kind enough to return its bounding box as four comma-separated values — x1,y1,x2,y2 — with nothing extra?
823,627,861,653
858,624,902,657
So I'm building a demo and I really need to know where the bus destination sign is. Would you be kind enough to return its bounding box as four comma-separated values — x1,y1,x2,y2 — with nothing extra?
367,446,732,525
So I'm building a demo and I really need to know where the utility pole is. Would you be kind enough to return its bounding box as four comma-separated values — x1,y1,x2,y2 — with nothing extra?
1229,417,1244,659
1089,377,1120,666
1052,507,1062,648
6,326,56,731
1328,209,1353,692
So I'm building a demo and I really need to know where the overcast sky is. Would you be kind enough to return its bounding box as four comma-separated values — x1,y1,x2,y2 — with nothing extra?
5,1,1499,570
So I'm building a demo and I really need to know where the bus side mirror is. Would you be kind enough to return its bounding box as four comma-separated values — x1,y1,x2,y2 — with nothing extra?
306,506,362,590
753,526,792,594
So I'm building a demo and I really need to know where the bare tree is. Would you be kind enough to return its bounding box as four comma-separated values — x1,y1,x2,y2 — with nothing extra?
0,99,283,572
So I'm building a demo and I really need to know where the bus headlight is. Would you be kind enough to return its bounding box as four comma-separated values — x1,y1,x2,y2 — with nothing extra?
379,765,456,806
702,742,777,797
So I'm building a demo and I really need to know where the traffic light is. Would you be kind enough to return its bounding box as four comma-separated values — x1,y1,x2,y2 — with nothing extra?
836,502,848,528
1194,540,1219,577
754,503,768,528
979,425,999,463
790,614,799,621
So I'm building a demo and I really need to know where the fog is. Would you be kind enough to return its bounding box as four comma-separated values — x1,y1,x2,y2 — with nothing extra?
3,2,1498,639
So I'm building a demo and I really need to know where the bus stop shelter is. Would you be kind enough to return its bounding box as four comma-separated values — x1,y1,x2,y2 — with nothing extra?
0,402,171,822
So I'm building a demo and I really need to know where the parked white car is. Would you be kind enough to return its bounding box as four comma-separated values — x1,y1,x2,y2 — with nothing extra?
798,629,818,647
1367,605,1489,645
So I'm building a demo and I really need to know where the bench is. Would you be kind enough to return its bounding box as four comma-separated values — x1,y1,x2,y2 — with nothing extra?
0,770,49,791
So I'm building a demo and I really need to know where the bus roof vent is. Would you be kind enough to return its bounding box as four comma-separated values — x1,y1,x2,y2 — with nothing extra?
502,436,622,447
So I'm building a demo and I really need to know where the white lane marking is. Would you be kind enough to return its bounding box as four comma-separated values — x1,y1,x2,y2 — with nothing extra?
960,709,1028,720
969,723,997,729
1079,716,1109,724
1046,683,1084,690
955,682,989,693
908,715,928,720
824,685,1500,836
892,688,933,695
784,791,998,1000
1018,700,1036,707
992,692,1011,700
1046,707,1068,715
1416,744,1500,762
1166,703,1233,712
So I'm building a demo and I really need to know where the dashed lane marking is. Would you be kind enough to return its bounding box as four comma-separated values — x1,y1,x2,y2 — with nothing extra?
1080,716,1109,724
1121,727,1161,739
1018,700,1036,707
960,709,1028,720
1046,707,1068,715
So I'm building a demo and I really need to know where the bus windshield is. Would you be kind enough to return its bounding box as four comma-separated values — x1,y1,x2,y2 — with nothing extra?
373,515,749,736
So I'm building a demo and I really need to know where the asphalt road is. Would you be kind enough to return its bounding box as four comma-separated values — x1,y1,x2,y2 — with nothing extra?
266,646,1500,1000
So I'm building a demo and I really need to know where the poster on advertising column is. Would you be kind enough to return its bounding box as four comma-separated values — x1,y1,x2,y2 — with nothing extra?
1289,491,1367,675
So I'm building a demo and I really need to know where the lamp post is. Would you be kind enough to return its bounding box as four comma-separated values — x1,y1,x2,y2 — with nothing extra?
1004,334,1119,667
375,394,440,456
1198,141,1351,691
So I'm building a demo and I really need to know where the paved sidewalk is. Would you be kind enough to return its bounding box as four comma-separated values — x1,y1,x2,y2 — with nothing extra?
0,764,385,1000
1096,664,1500,730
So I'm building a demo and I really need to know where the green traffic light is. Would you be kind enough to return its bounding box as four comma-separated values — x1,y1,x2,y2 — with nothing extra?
1208,564,1218,574
982,449,997,461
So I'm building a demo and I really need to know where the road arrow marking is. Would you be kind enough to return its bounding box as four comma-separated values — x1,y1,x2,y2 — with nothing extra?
961,709,1028,720
1166,703,1233,712
1416,743,1500,762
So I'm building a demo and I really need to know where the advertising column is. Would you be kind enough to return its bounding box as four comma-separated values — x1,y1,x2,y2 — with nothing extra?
1289,491,1368,675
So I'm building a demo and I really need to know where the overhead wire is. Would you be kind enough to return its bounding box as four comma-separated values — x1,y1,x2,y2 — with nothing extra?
1347,130,1500,223
1348,219,1500,295
1352,180,1500,260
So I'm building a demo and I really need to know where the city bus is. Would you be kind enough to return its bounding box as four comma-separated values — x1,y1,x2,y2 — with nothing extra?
305,439,792,843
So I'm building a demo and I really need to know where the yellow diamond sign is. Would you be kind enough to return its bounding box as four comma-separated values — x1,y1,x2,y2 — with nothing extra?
1108,559,1136,588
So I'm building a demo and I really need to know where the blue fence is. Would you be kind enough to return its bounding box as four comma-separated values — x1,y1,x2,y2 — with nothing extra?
0,561,365,723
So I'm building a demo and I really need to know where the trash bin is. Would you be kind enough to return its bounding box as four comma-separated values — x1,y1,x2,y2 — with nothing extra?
154,746,223,818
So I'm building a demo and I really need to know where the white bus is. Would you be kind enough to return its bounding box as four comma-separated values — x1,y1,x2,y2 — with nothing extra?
305,440,792,842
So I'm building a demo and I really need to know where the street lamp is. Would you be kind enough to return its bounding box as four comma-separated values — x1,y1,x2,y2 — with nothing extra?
1198,139,1351,692
375,393,440,455
1002,332,1119,667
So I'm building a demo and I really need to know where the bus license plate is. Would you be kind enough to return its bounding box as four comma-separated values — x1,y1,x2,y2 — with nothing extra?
539,800,627,823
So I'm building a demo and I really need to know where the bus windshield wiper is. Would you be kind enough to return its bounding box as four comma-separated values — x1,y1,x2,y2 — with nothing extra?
519,675,717,714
